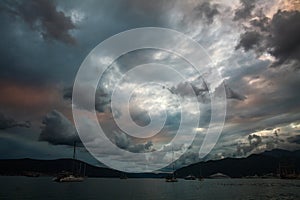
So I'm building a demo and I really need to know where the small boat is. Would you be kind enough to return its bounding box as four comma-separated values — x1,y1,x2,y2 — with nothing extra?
165,176,178,182
23,171,40,177
184,174,196,180
198,165,204,181
53,142,85,182
208,173,231,179
166,146,178,182
278,162,300,179
120,173,128,179
58,175,84,182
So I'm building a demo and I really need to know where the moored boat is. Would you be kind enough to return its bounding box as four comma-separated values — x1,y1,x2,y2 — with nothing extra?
53,142,85,182
184,174,196,180
166,146,178,183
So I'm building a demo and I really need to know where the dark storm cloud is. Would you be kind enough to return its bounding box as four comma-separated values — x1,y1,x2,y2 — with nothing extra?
129,107,151,127
181,1,220,26
223,54,300,124
62,87,73,100
237,134,262,156
287,135,300,144
249,15,270,31
175,150,199,167
268,10,300,66
167,77,246,102
166,81,210,103
0,12,82,85
235,31,262,51
0,113,30,130
193,2,219,24
1,0,76,44
223,83,247,101
63,86,111,113
95,88,111,113
232,123,300,157
0,0,170,86
166,76,209,98
234,0,256,20
168,82,196,97
0,0,299,165
236,10,300,68
39,110,80,146
114,131,153,153
171,73,246,102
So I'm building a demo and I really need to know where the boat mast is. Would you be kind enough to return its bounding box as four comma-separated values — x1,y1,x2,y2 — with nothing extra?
72,141,76,175
172,146,175,178
73,141,76,160
83,163,86,177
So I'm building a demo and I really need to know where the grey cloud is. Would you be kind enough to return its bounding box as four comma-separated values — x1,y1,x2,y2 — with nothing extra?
250,15,270,32
236,10,300,68
0,0,171,86
167,76,210,102
39,110,80,146
224,58,300,128
62,87,73,100
223,83,247,101
1,0,76,44
129,106,151,127
169,82,210,103
235,31,262,51
268,10,300,66
129,141,153,153
0,113,30,130
114,131,153,153
175,150,199,168
95,89,111,113
169,82,196,97
237,134,262,156
190,76,209,94
234,0,256,21
1,0,299,164
63,86,111,113
167,77,246,102
181,1,220,26
194,2,219,24
114,131,130,149
287,135,300,144
235,128,285,157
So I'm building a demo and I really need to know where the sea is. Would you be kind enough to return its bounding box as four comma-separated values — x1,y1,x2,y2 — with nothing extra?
0,177,299,200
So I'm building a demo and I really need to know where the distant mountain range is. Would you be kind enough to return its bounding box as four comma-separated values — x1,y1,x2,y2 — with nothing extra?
175,149,300,178
0,158,119,177
0,149,299,178
0,158,167,178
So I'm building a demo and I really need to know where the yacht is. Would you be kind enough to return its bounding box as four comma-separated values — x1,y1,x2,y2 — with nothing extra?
184,174,196,180
166,147,178,182
53,142,85,182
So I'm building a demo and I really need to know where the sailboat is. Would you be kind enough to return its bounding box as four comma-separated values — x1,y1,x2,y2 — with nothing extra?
119,172,128,179
166,147,178,182
198,164,204,181
53,141,85,182
184,174,196,180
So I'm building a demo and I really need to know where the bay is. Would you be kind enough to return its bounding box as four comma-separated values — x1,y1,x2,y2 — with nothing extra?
0,177,299,200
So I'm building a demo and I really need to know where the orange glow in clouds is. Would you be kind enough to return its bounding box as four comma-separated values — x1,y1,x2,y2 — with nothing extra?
0,80,65,119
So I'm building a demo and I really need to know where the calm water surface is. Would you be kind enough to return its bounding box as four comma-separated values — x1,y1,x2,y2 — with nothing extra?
0,177,299,200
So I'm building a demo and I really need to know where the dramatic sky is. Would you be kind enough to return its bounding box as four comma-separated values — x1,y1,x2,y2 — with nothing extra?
0,0,300,171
